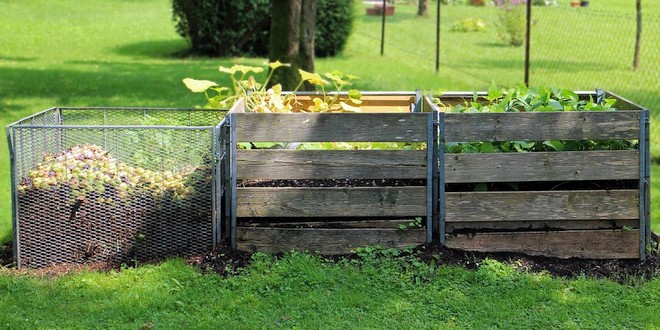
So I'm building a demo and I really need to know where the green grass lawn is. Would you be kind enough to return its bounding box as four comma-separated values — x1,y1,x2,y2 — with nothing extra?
0,1,659,327
1,254,659,328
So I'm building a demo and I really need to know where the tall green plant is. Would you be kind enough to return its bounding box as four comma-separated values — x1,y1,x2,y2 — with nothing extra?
496,0,527,46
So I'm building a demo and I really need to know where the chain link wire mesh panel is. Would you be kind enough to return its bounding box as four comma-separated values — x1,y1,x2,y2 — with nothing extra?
8,108,225,268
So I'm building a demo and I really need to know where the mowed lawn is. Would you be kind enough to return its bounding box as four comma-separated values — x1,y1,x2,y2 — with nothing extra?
0,1,659,328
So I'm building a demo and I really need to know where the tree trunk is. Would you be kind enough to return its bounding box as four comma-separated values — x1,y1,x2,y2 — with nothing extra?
298,0,316,90
633,0,642,70
269,0,302,90
418,0,429,17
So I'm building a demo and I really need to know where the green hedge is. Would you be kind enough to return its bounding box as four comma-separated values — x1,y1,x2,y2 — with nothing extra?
172,0,271,57
172,0,354,58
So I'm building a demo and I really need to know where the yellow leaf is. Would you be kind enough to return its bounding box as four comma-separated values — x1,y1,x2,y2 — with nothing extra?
233,64,263,74
218,66,234,74
299,69,328,86
269,61,290,70
340,101,361,112
313,98,329,112
182,78,217,93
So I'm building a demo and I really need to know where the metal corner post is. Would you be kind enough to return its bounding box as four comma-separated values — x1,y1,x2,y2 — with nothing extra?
425,112,434,243
228,114,238,249
645,110,651,248
6,126,20,267
438,112,446,245
639,110,649,260
431,110,439,242
211,124,221,246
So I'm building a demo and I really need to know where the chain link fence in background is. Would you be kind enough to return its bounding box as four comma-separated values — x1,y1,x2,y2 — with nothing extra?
361,1,658,109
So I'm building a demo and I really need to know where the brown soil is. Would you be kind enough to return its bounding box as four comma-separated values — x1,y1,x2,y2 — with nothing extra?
3,236,658,283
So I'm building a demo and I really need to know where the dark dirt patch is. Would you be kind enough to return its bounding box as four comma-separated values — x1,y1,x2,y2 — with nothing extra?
184,243,253,277
1,243,13,268
3,236,659,283
417,242,660,284
185,234,660,284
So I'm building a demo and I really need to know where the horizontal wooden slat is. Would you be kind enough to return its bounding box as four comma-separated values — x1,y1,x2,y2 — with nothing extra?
239,219,415,229
237,227,425,254
446,220,638,232
445,190,639,222
234,113,429,142
445,230,640,259
445,150,639,183
236,187,427,217
238,149,427,180
444,111,641,141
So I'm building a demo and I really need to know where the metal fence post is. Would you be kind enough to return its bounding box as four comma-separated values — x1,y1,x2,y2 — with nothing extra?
6,126,19,267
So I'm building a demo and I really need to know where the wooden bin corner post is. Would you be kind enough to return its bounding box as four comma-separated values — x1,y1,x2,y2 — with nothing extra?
440,104,645,259
230,106,434,254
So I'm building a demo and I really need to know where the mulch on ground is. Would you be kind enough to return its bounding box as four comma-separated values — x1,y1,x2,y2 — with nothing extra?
2,235,658,284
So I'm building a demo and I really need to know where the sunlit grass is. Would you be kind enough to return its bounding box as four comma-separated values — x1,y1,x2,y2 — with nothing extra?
1,254,659,328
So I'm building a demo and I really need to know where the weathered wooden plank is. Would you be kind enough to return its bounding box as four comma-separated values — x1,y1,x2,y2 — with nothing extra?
445,190,639,222
237,227,425,254
445,230,640,259
236,187,427,217
239,219,416,229
446,219,639,232
234,113,429,142
444,112,641,141
237,149,427,180
445,151,639,183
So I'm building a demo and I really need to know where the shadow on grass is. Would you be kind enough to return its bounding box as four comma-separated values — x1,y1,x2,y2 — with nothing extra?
0,60,238,108
113,39,192,59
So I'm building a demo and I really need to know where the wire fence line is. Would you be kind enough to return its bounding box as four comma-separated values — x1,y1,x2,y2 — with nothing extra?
358,3,658,108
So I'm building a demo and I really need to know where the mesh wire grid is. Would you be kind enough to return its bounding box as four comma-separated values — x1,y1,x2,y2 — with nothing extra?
8,107,226,268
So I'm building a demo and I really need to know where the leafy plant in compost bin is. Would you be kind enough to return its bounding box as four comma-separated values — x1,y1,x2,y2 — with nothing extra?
185,62,426,151
434,85,638,154
183,62,362,112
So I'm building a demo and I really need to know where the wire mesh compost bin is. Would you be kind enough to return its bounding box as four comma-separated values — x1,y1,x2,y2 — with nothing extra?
7,107,226,268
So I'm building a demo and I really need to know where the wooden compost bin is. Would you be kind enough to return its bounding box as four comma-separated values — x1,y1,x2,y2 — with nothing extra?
429,91,650,259
224,93,437,254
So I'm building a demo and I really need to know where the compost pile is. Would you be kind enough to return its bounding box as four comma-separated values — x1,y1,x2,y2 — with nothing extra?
15,144,212,269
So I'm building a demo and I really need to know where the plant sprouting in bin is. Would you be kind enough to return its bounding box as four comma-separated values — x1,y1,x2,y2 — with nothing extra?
434,85,637,154
183,62,362,112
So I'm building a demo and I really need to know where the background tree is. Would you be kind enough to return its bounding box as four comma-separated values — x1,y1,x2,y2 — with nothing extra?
418,0,429,16
268,0,316,90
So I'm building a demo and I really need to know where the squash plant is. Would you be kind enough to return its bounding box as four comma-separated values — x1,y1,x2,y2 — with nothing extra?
183,62,362,113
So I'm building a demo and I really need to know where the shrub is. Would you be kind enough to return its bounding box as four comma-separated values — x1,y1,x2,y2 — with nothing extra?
469,0,486,6
495,0,527,46
172,0,271,57
450,17,487,32
315,0,355,57
172,0,355,58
